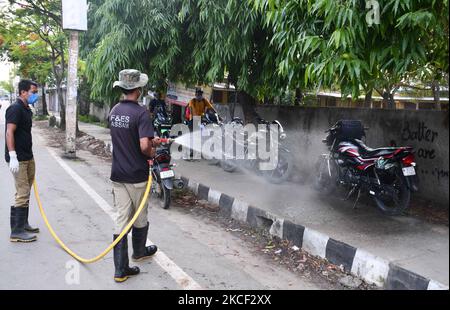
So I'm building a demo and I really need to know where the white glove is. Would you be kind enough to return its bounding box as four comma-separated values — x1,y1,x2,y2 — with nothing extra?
9,151,20,174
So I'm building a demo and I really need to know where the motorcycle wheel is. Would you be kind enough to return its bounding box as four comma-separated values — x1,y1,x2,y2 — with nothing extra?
373,167,410,216
201,152,221,165
208,159,221,165
220,159,237,172
262,149,293,184
313,156,337,195
153,179,172,209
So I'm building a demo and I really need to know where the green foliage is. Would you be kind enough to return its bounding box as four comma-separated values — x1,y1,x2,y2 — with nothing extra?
33,114,49,121
0,0,67,86
254,0,449,98
78,114,108,128
0,80,14,94
85,0,183,103
85,0,449,105
78,114,101,123
85,0,289,103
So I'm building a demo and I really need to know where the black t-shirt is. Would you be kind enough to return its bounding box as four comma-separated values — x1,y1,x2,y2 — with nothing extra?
109,100,154,183
149,99,167,115
4,99,33,163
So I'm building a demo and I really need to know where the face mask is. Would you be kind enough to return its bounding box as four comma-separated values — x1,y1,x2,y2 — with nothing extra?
28,93,39,106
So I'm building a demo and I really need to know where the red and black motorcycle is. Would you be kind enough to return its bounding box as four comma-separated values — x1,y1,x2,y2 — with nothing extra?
151,139,184,209
314,120,419,215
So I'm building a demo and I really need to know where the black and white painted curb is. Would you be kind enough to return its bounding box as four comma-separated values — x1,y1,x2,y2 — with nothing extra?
179,175,449,290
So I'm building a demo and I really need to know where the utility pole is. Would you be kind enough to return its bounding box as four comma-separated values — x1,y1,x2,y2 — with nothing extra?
65,31,79,157
62,0,88,158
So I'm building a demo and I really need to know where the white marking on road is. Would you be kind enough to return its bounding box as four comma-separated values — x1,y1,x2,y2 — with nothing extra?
46,148,118,221
45,147,202,290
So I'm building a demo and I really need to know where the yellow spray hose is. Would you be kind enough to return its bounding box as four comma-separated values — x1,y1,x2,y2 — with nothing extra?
32,174,153,264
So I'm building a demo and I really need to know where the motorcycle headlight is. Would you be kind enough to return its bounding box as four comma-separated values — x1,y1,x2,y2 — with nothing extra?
376,157,395,170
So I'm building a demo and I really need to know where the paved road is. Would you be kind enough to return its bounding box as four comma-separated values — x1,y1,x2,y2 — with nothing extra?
0,110,335,290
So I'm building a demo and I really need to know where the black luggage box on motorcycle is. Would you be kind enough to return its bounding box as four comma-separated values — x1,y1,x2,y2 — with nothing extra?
335,120,365,140
326,120,366,147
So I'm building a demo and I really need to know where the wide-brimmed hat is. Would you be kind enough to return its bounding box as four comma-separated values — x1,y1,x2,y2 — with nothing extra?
113,69,148,90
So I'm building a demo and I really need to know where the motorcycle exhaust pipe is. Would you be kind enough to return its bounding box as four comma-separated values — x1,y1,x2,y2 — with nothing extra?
173,179,185,190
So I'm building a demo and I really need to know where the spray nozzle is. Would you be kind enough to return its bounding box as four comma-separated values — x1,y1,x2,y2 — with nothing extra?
160,138,175,145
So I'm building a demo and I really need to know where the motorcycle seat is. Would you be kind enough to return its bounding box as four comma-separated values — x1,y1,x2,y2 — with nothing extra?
353,139,398,159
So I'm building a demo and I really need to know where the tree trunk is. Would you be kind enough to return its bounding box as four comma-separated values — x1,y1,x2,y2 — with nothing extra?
230,89,237,120
76,112,81,136
57,84,66,130
432,80,441,111
364,89,373,108
237,91,259,124
41,85,48,115
388,93,395,109
295,88,304,105
382,91,396,109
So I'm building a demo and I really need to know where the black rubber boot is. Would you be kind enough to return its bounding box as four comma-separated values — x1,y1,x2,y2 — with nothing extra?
23,206,39,233
131,222,158,262
10,207,37,243
113,234,140,283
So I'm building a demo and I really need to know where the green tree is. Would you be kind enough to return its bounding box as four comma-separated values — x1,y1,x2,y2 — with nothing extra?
85,0,289,122
0,79,15,104
2,34,53,114
1,0,69,124
85,0,448,116
85,0,183,106
253,0,449,109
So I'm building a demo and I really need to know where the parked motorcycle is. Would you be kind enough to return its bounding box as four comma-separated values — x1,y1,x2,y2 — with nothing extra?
153,105,172,139
200,109,223,165
151,139,184,209
314,120,419,215
220,116,293,184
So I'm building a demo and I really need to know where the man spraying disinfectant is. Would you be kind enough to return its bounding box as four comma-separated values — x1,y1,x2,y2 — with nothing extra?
109,69,162,283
